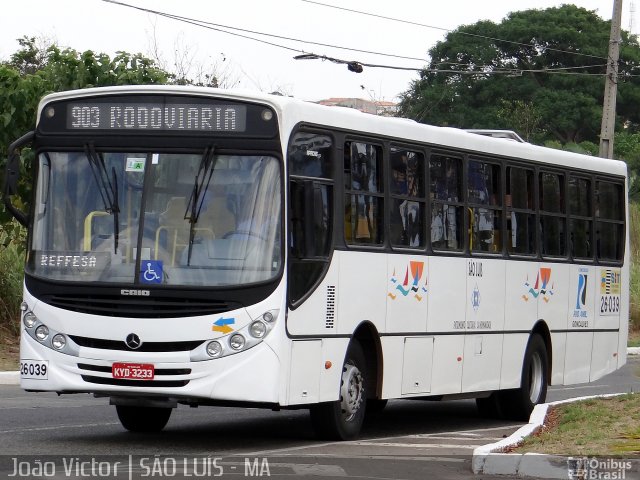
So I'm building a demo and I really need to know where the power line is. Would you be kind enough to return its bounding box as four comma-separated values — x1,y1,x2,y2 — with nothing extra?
101,0,426,63
301,0,610,61
101,0,628,77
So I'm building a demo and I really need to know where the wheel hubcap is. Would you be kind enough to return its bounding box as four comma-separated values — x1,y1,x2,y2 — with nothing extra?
340,362,364,422
529,352,544,403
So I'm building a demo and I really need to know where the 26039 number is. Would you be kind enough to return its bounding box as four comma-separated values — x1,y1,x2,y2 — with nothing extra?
600,295,620,314
20,360,48,380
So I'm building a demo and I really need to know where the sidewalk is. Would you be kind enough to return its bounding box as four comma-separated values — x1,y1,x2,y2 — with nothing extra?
472,347,640,478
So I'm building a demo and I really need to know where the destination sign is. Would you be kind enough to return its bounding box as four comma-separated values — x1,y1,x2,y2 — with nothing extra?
66,102,247,132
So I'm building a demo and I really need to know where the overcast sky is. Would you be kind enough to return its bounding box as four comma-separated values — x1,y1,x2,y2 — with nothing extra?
0,0,627,102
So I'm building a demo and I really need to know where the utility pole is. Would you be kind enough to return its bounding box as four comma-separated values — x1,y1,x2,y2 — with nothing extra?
599,0,624,159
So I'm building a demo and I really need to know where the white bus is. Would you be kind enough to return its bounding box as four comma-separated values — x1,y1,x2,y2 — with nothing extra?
3,86,628,440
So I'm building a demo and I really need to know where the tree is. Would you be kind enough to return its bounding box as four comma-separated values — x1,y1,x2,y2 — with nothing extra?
0,41,170,226
398,5,640,146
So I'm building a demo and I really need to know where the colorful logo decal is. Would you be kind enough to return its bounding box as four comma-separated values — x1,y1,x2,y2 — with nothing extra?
212,317,235,334
522,268,554,303
572,268,589,320
139,260,163,284
471,283,481,313
388,261,428,301
599,268,621,316
600,269,621,295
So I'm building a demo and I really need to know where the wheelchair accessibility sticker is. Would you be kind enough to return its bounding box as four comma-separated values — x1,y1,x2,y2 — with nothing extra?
140,260,163,284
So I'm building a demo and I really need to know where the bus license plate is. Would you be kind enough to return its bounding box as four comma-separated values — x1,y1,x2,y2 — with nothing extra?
112,363,154,380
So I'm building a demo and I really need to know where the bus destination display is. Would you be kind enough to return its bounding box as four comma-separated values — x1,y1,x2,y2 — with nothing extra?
66,102,247,132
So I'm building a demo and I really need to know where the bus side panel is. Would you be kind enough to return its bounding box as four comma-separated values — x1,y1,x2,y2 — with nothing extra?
590,266,624,381
380,336,403,398
590,332,619,382
539,263,569,383
462,258,504,393
502,261,538,388
618,261,630,369
286,257,341,336
564,265,597,385
288,340,322,405
427,257,466,395
337,251,386,335
386,254,428,333
319,337,351,402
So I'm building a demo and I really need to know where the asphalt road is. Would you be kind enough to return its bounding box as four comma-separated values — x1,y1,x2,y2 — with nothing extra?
0,356,637,480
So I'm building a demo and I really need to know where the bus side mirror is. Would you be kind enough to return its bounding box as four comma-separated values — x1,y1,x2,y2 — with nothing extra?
3,131,35,227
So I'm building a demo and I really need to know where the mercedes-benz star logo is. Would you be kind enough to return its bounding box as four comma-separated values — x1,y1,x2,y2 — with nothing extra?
125,333,142,350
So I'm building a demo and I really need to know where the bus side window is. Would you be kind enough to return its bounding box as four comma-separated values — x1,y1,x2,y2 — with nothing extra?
569,176,592,260
429,154,463,251
389,148,425,248
344,141,384,245
539,171,566,257
506,166,535,255
595,180,624,261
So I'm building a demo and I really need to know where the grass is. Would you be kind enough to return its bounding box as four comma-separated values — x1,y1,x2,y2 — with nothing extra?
514,394,640,456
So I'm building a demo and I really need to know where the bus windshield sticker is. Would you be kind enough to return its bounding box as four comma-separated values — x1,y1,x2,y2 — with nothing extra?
37,252,110,271
139,260,163,284
125,158,146,172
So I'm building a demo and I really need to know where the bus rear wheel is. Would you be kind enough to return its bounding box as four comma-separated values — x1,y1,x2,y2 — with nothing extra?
502,334,548,420
116,405,172,432
310,342,367,440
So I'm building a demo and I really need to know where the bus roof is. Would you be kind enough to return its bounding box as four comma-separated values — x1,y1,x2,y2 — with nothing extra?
37,85,627,178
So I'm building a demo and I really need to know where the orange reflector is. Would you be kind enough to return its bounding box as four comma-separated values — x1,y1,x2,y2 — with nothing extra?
325,361,332,369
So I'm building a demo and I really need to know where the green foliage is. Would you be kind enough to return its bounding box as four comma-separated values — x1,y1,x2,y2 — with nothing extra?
0,37,170,227
0,240,24,337
399,5,640,146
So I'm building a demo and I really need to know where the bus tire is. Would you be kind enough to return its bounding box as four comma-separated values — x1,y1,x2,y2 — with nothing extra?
503,334,548,420
310,342,367,440
116,405,172,432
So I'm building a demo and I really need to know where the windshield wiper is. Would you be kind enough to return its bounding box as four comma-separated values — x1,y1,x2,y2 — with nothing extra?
184,145,216,265
84,143,120,253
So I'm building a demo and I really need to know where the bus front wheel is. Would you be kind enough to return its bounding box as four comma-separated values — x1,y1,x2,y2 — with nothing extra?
116,405,172,433
310,342,367,440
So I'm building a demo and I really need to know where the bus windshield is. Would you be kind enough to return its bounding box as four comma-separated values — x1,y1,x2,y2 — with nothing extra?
27,150,282,287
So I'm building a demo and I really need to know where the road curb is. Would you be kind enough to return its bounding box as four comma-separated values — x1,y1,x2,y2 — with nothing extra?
0,371,19,385
472,393,632,478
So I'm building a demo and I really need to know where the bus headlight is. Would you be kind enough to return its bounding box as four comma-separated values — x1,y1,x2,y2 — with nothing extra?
52,334,67,350
35,325,49,341
249,321,267,338
190,309,279,361
229,334,246,351
206,341,223,358
23,312,38,329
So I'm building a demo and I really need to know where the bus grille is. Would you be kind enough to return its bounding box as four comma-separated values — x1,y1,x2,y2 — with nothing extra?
81,375,189,388
70,336,204,352
41,293,238,318
78,364,192,388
